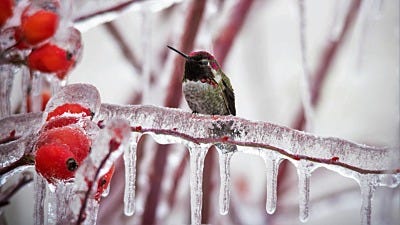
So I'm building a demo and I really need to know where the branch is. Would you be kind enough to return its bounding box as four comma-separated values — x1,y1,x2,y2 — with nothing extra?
103,22,142,74
213,0,255,65
1,103,398,181
292,0,361,129
97,104,399,175
73,0,182,31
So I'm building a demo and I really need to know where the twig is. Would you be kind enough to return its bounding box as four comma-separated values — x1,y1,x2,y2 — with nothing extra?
0,155,35,176
292,0,362,129
73,0,139,25
76,150,113,225
103,22,142,74
213,0,255,65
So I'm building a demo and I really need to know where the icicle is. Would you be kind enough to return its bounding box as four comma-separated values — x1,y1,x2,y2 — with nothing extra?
44,74,65,95
261,150,282,214
216,148,234,215
297,0,314,131
359,174,377,225
20,66,30,113
0,65,13,118
123,133,139,216
30,72,43,113
297,160,312,222
52,183,76,225
101,183,110,197
83,198,100,225
188,144,208,225
34,174,46,225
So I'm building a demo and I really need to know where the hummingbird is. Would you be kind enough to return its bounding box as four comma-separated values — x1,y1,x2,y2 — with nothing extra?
167,46,236,153
167,45,236,116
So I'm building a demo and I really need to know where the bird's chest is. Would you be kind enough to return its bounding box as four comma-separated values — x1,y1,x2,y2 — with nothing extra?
182,80,227,115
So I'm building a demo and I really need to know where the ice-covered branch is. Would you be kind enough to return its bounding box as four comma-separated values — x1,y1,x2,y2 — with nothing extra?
1,103,398,181
97,104,399,176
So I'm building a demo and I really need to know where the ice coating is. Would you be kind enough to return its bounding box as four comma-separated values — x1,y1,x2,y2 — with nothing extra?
188,144,209,225
216,149,234,215
0,65,13,118
98,104,399,174
72,0,185,31
44,83,101,120
96,103,399,225
123,133,140,216
0,112,42,167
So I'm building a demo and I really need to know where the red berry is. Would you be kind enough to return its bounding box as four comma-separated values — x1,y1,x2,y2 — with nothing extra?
46,103,92,121
95,164,115,201
35,143,79,183
0,0,14,28
42,116,79,131
20,10,58,45
27,44,74,79
37,126,91,163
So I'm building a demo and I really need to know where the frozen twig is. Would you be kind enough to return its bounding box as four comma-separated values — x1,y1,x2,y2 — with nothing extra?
293,0,361,129
213,0,255,65
97,104,399,175
73,0,183,31
104,22,142,74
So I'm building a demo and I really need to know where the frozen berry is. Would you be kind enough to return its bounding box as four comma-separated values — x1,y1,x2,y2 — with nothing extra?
95,164,115,201
0,0,14,28
20,10,58,45
37,126,90,163
46,103,92,121
35,143,79,183
27,43,74,79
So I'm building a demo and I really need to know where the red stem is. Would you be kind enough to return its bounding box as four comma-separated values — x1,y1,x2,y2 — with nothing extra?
104,22,142,73
214,0,255,65
74,0,139,24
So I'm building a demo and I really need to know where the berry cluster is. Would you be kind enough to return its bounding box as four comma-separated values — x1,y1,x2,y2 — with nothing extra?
34,103,114,200
0,0,81,80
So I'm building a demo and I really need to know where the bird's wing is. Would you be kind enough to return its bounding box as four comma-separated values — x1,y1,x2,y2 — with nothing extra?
220,74,236,116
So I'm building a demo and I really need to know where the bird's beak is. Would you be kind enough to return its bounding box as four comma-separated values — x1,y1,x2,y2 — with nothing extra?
167,45,189,59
